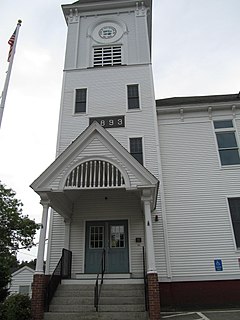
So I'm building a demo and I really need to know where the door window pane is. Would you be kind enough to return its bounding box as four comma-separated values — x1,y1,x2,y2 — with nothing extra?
110,225,125,248
89,226,104,249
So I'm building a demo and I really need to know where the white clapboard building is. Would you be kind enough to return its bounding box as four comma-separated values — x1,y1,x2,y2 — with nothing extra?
9,266,34,297
31,1,240,320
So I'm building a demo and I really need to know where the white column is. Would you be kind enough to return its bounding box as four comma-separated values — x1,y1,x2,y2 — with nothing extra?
143,199,157,273
35,200,50,274
64,219,71,250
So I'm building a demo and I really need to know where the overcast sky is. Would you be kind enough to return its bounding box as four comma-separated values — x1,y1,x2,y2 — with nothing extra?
0,0,239,261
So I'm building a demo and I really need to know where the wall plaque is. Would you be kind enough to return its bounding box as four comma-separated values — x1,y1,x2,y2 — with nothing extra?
89,115,125,128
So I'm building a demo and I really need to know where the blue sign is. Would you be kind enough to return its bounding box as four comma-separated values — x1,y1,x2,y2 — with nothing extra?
214,259,223,271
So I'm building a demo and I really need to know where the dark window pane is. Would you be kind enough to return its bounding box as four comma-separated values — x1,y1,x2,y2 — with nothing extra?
130,138,143,165
75,89,87,113
216,132,237,148
75,102,86,113
128,85,139,109
214,120,233,129
219,150,240,165
228,198,240,247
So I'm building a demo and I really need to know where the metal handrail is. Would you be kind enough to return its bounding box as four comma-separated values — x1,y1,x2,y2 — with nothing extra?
94,249,106,312
142,246,149,311
45,248,72,311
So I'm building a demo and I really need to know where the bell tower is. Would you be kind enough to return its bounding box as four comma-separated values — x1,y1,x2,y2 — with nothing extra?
58,0,160,181
31,2,163,320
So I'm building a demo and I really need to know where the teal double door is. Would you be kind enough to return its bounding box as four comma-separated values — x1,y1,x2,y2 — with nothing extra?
85,220,129,273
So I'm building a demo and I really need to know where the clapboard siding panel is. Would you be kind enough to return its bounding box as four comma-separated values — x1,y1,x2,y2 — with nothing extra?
158,115,240,280
57,65,160,176
69,189,145,277
9,267,34,297
48,212,65,273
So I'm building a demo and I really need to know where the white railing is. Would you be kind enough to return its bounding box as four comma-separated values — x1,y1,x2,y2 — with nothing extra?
65,160,125,189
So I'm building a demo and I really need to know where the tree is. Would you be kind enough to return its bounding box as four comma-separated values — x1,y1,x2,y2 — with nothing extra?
0,182,39,303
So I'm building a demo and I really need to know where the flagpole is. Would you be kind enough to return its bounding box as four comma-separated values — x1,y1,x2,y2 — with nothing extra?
0,20,22,129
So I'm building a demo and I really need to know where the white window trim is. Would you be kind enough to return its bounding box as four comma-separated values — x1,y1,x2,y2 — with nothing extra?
73,87,88,116
126,83,142,112
128,135,145,166
225,196,240,252
212,119,240,169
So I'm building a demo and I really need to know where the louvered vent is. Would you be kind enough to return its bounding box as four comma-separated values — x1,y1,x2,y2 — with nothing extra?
94,46,122,67
65,160,125,189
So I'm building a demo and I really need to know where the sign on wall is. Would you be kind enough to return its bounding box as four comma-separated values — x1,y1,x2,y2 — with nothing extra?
214,259,223,271
89,115,125,129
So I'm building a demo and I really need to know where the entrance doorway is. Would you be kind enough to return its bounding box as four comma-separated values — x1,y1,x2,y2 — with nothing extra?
85,220,129,273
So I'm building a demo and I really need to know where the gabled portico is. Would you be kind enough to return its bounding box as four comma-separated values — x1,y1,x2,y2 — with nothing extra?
31,122,159,278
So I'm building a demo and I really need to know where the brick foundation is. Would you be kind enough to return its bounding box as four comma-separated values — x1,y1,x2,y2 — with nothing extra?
31,274,49,320
147,272,161,320
159,279,240,310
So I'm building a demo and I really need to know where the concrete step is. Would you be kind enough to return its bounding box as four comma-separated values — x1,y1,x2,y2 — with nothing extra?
55,286,144,297
44,311,148,320
46,281,147,319
51,296,144,306
50,304,145,313
55,288,144,297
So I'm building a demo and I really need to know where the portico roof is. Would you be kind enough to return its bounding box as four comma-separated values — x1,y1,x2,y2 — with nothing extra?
31,122,159,217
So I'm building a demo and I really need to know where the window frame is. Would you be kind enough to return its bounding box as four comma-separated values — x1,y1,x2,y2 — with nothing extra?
19,285,30,295
227,197,240,250
127,84,141,111
74,88,88,115
129,136,144,165
213,119,240,167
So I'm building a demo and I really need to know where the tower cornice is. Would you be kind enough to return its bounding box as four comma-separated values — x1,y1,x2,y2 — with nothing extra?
62,0,152,22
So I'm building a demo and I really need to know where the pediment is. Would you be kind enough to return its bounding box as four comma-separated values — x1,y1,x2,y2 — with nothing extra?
31,122,159,213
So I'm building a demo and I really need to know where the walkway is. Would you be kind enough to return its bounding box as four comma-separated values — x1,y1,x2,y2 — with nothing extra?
161,310,240,320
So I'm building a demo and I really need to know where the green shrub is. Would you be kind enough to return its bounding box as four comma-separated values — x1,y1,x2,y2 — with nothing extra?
2,294,31,320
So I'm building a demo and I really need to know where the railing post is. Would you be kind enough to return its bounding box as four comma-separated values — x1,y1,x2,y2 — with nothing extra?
143,246,149,311
94,248,106,312
45,249,72,311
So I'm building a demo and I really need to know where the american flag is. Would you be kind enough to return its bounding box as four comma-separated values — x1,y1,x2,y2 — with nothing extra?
7,28,16,62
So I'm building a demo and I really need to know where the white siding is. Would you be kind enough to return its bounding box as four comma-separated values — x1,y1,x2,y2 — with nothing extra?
48,189,146,277
158,110,240,281
64,9,150,70
47,211,65,273
9,267,34,297
48,1,167,280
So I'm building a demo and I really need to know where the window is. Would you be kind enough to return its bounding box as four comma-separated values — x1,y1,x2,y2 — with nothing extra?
110,225,125,248
127,84,140,110
19,285,30,295
75,89,87,113
130,137,143,165
214,120,240,166
94,46,121,67
89,226,104,249
228,198,240,248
